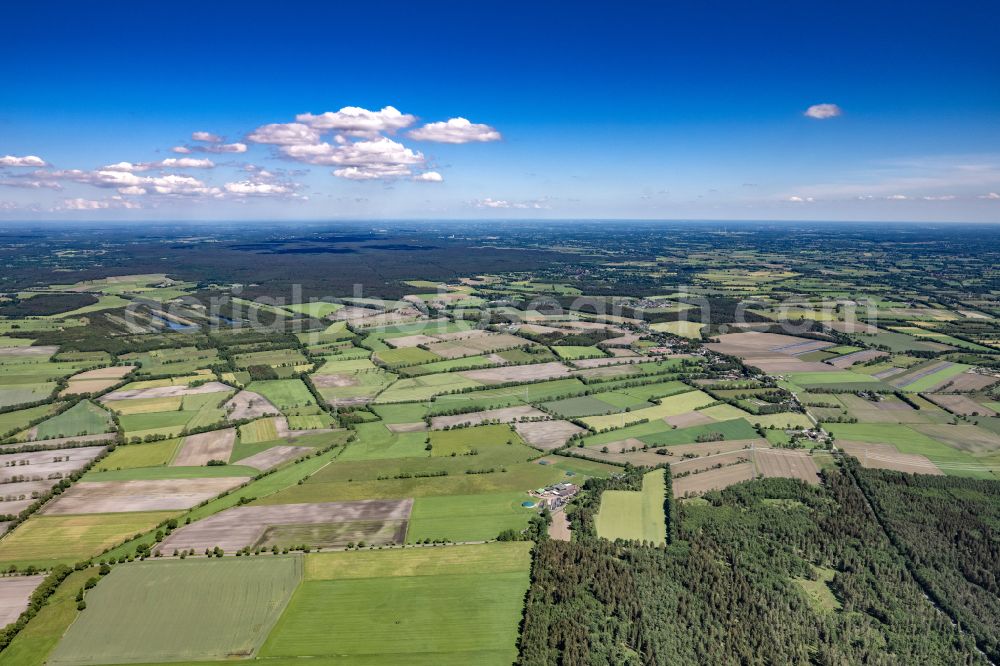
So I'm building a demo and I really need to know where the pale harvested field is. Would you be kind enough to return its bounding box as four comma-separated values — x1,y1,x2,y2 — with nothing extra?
910,424,1000,455
0,446,105,484
431,405,547,429
673,463,756,497
924,393,996,416
942,373,1000,392
571,356,640,369
514,420,586,450
827,321,880,334
837,440,944,475
828,349,888,368
461,361,571,384
384,334,439,348
653,438,764,458
755,449,821,484
574,365,645,379
0,480,56,501
426,333,530,359
330,306,379,321
705,332,838,373
671,450,753,475
518,324,563,335
172,429,236,466
433,329,490,342
224,390,280,421
60,379,122,396
664,411,716,428
102,381,232,402
0,346,57,357
0,575,46,627
0,499,33,515
350,310,426,329
386,422,428,433
310,373,360,388
599,334,641,347
238,445,312,471
159,499,413,552
42,477,249,515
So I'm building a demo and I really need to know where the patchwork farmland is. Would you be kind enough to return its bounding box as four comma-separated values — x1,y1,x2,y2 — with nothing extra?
0,222,999,665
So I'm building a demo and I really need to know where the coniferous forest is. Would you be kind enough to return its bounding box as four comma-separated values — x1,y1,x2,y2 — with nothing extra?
517,467,996,665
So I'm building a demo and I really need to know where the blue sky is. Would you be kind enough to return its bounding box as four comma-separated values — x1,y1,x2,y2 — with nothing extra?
1,1,998,221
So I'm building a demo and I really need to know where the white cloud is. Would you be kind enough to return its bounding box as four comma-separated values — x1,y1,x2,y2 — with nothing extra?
980,192,1000,200
921,195,956,201
885,194,909,200
202,142,247,154
0,155,47,167
156,157,215,169
59,197,140,210
804,103,842,120
786,195,815,203
224,180,294,195
172,146,191,154
474,197,549,209
333,165,412,180
0,178,62,190
409,117,501,144
192,131,223,143
118,185,148,195
102,161,147,172
296,106,415,136
61,198,109,210
414,171,443,182
282,136,425,180
247,123,320,146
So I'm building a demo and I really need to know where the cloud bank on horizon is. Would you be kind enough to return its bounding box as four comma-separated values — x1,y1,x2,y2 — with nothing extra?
0,1,997,222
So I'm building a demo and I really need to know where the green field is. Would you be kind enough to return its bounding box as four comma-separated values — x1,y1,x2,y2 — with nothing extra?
47,557,303,665
407,491,536,542
281,301,344,318
552,345,606,360
373,372,483,404
239,417,279,443
826,422,994,478
257,461,563,504
376,346,442,367
0,512,179,567
0,567,99,666
581,389,715,431
88,438,183,472
260,543,531,665
32,400,112,439
247,379,317,411
595,469,666,545
428,424,519,456
0,402,62,437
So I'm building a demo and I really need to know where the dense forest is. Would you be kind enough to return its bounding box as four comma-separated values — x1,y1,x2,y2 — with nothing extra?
854,466,1000,662
518,470,989,665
